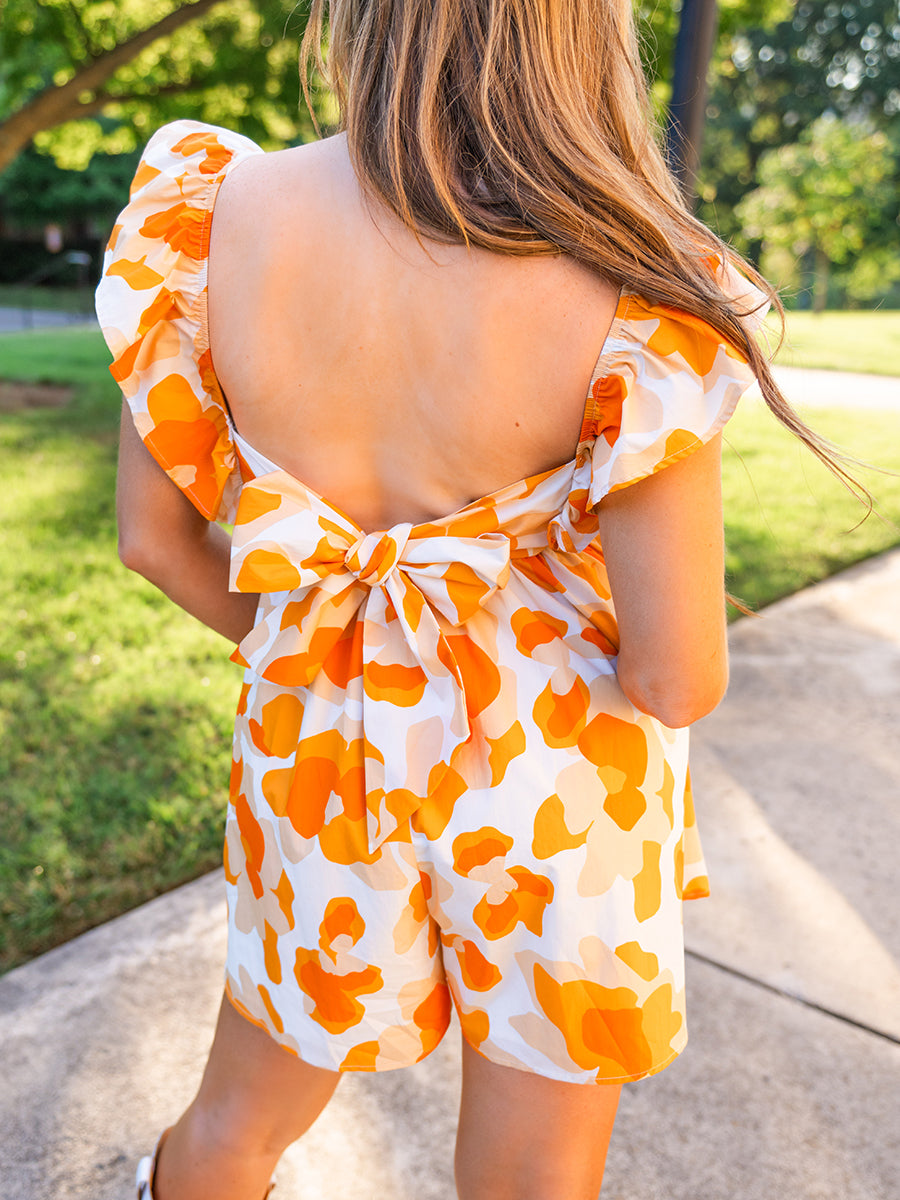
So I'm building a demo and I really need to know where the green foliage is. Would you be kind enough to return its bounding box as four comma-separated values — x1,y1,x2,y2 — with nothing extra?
0,143,140,228
634,0,791,94
0,0,321,174
0,0,805,177
698,0,900,301
736,116,899,308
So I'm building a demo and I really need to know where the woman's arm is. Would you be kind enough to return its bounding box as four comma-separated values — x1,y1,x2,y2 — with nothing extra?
116,403,260,644
596,433,728,728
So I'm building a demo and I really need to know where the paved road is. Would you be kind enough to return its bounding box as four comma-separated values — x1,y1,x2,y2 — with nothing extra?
0,306,96,333
772,364,899,411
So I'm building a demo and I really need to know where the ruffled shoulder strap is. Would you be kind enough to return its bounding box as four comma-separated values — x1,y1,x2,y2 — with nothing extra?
579,265,768,509
550,265,769,551
95,120,263,522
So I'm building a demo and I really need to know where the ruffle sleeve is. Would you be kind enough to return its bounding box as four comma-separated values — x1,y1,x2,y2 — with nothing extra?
95,120,263,523
591,252,774,502
580,290,761,509
549,271,769,553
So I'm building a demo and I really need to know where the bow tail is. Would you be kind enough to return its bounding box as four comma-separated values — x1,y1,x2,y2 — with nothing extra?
360,579,473,852
230,577,367,685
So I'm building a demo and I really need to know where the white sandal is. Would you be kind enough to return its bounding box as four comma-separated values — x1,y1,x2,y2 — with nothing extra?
135,1128,167,1199
135,1128,275,1198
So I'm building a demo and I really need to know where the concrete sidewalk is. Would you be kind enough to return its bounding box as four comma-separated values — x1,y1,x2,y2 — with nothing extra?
0,307,97,334
2,549,898,1200
772,364,899,411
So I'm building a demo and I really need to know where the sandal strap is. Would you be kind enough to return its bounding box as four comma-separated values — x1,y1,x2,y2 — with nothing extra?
135,1128,170,1200
134,1153,154,1200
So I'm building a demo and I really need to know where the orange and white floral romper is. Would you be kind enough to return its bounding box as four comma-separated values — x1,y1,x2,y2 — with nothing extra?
97,121,764,1086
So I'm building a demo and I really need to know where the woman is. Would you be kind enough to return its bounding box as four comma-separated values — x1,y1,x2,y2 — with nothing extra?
96,2,843,1197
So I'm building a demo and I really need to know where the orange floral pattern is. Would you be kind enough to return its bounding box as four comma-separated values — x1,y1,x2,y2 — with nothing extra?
97,121,765,1085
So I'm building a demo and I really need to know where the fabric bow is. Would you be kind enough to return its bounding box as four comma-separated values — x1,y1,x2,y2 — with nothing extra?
229,473,512,852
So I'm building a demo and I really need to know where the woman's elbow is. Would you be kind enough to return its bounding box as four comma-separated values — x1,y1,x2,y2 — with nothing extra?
116,491,205,582
117,526,169,581
617,659,729,728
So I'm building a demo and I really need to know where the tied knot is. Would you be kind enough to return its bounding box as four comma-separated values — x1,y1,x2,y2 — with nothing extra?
344,523,413,586
230,493,516,852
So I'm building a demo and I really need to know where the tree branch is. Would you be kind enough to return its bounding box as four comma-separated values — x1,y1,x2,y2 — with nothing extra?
71,82,195,119
0,0,226,174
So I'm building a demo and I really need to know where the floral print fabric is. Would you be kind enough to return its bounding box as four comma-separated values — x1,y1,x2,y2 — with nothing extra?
97,121,764,1084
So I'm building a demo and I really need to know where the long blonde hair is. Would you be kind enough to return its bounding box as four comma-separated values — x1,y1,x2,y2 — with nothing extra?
301,0,862,497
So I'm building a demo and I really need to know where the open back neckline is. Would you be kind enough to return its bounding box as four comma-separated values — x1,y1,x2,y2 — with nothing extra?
200,154,629,535
230,426,579,536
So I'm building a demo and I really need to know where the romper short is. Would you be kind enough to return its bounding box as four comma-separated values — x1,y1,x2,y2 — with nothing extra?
96,120,767,1086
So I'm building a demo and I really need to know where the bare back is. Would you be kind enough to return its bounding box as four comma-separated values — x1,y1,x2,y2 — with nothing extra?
207,134,620,531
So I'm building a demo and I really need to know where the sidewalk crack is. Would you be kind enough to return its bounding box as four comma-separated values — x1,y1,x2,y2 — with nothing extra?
685,948,900,1046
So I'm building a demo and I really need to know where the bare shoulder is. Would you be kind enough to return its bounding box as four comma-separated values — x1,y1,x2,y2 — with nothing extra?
214,135,351,230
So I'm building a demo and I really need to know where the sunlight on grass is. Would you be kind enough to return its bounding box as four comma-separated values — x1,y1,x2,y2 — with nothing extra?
765,310,900,376
1,328,239,971
723,400,900,611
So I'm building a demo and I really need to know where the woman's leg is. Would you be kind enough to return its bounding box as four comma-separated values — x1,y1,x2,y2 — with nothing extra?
454,1037,621,1200
151,993,340,1200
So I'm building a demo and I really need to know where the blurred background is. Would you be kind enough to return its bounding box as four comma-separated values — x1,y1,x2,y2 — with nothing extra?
1,0,899,974
2,0,898,319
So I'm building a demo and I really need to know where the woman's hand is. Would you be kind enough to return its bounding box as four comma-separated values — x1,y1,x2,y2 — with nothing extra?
596,433,729,728
116,403,260,645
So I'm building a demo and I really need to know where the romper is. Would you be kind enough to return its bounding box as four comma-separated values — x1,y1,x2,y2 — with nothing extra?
96,120,766,1086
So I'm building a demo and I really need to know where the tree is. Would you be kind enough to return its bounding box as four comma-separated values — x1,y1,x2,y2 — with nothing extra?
0,144,140,230
633,0,791,96
0,0,798,179
735,114,899,309
0,0,319,176
697,0,900,242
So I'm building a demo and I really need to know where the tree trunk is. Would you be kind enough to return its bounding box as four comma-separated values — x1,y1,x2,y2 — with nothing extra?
0,0,224,175
665,0,720,206
812,245,830,313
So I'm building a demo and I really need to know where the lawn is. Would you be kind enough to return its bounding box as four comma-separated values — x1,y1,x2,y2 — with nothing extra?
1,328,239,972
1,326,899,972
769,309,900,376
722,400,900,610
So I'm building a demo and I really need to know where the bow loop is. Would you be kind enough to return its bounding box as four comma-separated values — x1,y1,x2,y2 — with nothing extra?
229,485,514,852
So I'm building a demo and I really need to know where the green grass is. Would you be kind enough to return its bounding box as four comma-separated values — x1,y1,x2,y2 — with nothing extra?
767,310,900,376
0,325,113,389
723,400,900,611
1,326,898,972
1,328,239,972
